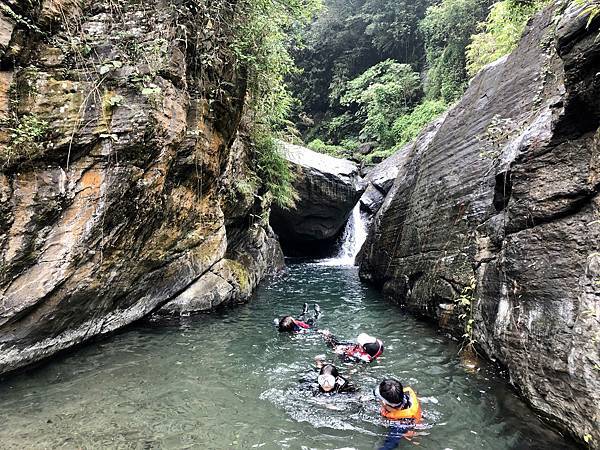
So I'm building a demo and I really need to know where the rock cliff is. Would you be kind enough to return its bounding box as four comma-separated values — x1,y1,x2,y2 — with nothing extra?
360,4,599,446
270,142,363,256
0,0,283,374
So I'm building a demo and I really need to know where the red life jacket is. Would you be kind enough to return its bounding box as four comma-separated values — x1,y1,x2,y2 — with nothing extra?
344,341,383,362
292,319,311,331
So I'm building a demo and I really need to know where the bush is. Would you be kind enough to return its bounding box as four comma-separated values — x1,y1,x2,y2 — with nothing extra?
1,114,49,167
340,59,422,146
307,138,356,159
391,99,447,147
466,0,549,77
231,0,320,207
420,0,489,102
253,131,299,209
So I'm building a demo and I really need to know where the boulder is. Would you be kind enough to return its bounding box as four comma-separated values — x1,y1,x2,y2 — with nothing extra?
270,142,364,256
360,5,599,447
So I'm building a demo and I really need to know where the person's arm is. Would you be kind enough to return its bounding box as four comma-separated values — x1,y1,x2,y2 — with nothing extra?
318,330,353,348
378,423,412,450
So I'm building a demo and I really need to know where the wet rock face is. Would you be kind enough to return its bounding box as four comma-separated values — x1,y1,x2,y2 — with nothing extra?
360,6,599,447
0,1,283,374
270,142,364,256
359,117,446,218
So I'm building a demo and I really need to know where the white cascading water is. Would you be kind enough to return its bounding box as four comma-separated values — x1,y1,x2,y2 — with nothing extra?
325,203,368,266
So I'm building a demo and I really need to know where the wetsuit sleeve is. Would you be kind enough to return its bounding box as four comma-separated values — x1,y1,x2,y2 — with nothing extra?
378,423,412,450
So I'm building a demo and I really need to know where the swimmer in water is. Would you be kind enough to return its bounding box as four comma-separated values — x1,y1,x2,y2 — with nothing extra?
316,363,358,395
275,303,321,333
299,356,358,396
318,330,384,362
374,378,422,450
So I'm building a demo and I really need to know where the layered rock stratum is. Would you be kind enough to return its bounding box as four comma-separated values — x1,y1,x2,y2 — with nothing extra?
0,0,282,374
360,5,599,446
270,142,363,256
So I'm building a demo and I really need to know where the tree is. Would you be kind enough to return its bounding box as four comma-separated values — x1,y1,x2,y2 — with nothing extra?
420,0,491,102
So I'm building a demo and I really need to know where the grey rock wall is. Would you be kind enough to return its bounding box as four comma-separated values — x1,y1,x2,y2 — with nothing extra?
270,142,363,256
359,5,599,446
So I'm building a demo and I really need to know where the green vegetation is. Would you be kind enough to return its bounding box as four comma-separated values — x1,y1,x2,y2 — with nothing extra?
307,138,355,158
1,115,49,167
467,0,549,77
340,60,422,146
252,132,299,208
288,0,549,165
420,0,490,103
233,0,321,208
391,99,447,148
575,0,600,27
455,276,478,355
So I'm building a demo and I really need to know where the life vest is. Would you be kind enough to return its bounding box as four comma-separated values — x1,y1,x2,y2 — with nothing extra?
292,319,311,332
344,341,383,362
381,387,422,422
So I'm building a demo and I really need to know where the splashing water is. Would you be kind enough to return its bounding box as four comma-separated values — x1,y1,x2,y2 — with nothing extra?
321,203,368,266
0,263,572,449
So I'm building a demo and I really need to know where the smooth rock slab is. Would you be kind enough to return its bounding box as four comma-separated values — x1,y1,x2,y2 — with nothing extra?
270,142,364,256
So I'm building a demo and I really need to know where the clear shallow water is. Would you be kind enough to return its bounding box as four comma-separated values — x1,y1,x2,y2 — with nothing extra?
0,262,573,449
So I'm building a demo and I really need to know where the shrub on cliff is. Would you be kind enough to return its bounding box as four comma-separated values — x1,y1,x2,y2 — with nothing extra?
466,0,550,77
232,0,321,208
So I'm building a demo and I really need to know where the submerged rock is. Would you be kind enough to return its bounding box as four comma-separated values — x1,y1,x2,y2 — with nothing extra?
360,5,599,447
0,1,282,374
270,142,364,256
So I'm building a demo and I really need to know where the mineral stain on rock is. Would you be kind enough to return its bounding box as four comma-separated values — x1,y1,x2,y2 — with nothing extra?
0,1,283,374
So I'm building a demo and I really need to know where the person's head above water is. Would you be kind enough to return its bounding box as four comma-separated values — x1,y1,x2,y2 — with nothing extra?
318,364,340,392
375,378,405,408
278,316,296,332
356,333,384,358
277,315,311,332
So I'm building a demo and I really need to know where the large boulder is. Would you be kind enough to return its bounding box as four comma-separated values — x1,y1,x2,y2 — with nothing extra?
0,1,283,375
270,142,364,256
360,5,599,447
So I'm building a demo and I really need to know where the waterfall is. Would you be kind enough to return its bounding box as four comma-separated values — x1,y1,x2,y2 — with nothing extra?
323,203,367,266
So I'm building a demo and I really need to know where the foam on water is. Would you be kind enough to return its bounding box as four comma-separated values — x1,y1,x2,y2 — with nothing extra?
317,203,368,266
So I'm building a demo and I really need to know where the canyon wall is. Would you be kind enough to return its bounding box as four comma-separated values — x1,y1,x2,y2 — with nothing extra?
0,0,283,375
360,5,599,446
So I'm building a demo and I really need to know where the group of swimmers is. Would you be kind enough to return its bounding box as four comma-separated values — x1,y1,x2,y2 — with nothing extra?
275,303,422,449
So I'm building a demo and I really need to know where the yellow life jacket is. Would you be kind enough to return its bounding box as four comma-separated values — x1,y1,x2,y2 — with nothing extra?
381,387,422,422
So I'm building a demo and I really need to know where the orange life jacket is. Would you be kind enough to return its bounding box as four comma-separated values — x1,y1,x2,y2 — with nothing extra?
381,387,422,422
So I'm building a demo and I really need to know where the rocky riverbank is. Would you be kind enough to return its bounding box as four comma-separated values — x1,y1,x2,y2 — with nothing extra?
0,1,282,375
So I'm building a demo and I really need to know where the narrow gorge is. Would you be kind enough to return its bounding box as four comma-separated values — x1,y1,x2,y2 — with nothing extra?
0,0,598,449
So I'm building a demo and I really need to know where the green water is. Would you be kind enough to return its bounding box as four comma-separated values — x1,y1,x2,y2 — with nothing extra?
0,262,573,449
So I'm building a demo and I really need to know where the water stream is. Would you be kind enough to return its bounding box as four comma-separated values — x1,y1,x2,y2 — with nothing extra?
322,204,368,266
0,263,572,449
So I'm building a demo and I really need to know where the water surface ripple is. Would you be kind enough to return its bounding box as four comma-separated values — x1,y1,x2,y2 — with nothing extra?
0,263,573,449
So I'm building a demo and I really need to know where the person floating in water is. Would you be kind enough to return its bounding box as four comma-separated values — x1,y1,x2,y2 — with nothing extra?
299,356,358,396
374,378,422,450
316,363,358,395
276,303,321,333
318,330,384,362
